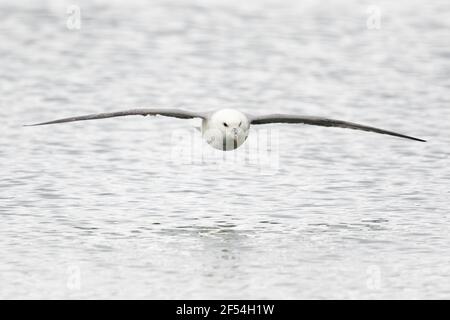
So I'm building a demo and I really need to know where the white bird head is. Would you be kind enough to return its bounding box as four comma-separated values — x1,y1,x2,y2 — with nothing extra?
203,109,250,151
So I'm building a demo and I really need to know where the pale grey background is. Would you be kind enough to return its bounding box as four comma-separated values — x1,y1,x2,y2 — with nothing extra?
0,0,449,299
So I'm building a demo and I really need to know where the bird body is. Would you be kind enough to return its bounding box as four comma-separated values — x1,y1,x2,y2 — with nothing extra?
202,109,250,150
26,108,425,150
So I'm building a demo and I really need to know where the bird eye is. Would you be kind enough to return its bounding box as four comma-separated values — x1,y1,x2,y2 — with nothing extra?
239,121,242,127
223,122,228,127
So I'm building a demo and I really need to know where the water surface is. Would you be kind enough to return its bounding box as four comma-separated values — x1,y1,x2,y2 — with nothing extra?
0,0,449,299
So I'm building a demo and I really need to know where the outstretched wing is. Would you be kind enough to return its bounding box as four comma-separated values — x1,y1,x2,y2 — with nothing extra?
25,108,207,126
250,114,425,142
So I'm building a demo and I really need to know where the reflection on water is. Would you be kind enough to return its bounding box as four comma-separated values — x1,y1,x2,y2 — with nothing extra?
1,0,449,299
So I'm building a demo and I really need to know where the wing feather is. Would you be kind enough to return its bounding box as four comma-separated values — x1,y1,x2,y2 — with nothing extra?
250,114,425,142
25,108,206,126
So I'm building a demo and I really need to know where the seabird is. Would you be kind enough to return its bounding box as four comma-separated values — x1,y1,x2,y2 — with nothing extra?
26,108,426,150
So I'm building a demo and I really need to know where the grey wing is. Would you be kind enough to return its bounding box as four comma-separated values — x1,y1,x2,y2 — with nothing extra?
25,108,207,126
250,114,426,142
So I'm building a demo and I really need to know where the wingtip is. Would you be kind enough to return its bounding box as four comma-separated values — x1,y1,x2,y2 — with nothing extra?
403,135,426,142
23,122,54,127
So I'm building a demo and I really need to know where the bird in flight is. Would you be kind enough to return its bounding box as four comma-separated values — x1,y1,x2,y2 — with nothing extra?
26,108,425,150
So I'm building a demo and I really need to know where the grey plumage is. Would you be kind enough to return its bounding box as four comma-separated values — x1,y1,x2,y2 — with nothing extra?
25,108,206,126
249,114,425,142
